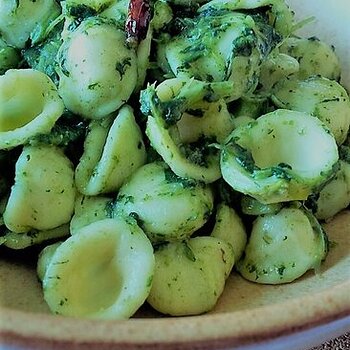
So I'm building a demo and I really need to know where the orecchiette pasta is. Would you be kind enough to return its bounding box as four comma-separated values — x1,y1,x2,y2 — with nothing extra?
42,217,154,319
147,237,234,316
220,109,339,203
0,69,64,150
272,76,350,145
114,162,214,243
236,206,328,284
75,105,147,195
3,145,76,233
57,17,138,119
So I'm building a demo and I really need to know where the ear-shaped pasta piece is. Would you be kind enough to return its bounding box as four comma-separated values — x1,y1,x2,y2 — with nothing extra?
3,224,69,250
70,194,113,235
211,203,247,263
0,69,64,150
37,242,62,282
279,37,342,81
176,99,235,144
114,162,214,243
0,0,61,48
160,11,262,97
198,0,294,36
236,207,328,284
272,76,350,145
147,237,234,316
42,217,154,319
3,145,76,233
220,109,339,204
57,18,137,119
313,160,350,220
141,78,235,183
75,105,147,195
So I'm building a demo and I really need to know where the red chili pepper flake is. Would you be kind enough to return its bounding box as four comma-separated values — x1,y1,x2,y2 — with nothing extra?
125,0,152,47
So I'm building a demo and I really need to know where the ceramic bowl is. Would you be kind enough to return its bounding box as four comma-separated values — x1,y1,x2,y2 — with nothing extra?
1,1,350,349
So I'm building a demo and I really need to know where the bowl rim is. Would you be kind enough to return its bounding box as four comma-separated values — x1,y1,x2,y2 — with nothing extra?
1,279,350,349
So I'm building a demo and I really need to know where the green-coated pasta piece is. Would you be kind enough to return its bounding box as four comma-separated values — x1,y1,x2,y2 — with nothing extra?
3,224,69,250
114,162,214,243
70,194,112,235
236,207,328,284
75,105,147,195
0,69,64,150
141,78,235,183
198,0,294,36
0,0,61,48
279,36,341,81
3,145,76,233
160,11,271,99
313,160,350,221
147,236,234,316
272,76,350,145
42,217,154,319
57,17,137,119
220,109,339,204
211,203,247,263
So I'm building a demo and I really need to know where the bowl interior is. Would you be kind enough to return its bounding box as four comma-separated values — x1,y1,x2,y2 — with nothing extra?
1,0,350,348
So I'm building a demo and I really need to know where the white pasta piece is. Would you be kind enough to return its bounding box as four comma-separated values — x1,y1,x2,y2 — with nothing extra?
314,160,350,220
3,224,69,250
42,217,154,319
147,237,234,316
114,162,214,243
0,0,61,48
272,76,350,145
0,69,64,150
70,194,112,235
241,195,283,216
258,53,299,91
220,109,339,204
75,105,147,195
279,36,342,81
37,242,62,282
57,18,137,119
236,207,328,284
3,145,76,233
211,203,247,263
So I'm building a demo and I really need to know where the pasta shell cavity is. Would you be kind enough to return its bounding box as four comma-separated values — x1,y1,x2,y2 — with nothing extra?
3,145,76,233
114,162,214,243
0,69,64,150
57,18,138,119
220,109,339,204
42,218,155,319
75,105,147,196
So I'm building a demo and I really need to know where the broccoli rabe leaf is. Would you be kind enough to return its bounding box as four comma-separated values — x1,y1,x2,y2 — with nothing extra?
28,111,87,148
23,21,64,85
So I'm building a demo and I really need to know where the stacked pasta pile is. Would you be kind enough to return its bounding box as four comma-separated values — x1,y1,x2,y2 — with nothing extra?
0,0,350,319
